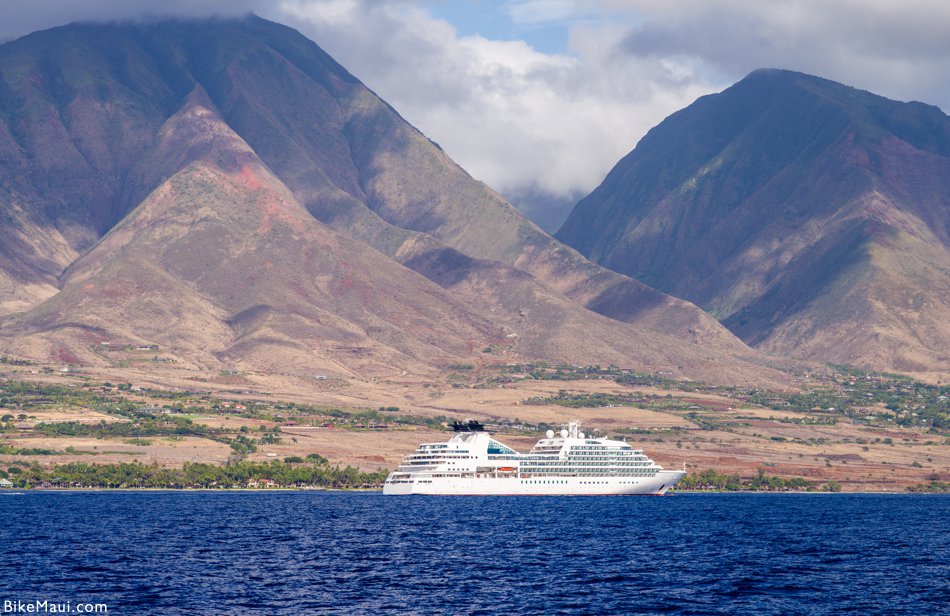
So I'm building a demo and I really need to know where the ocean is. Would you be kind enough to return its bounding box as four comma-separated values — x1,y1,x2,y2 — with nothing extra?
2,492,947,614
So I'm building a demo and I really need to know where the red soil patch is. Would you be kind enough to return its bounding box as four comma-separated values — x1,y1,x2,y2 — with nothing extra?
237,163,265,191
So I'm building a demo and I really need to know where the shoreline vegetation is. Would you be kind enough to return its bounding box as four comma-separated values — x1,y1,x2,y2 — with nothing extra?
678,468,841,492
679,471,947,493
1,460,388,490
1,461,946,492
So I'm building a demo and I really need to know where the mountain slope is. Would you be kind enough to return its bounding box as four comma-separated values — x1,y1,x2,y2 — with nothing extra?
0,18,786,384
2,90,510,376
557,69,950,373
88,17,739,347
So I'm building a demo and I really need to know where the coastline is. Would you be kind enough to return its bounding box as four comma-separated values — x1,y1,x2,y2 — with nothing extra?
2,487,384,493
4,487,943,494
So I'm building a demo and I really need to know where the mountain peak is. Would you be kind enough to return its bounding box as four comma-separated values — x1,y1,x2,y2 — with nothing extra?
0,16,788,384
557,71,950,375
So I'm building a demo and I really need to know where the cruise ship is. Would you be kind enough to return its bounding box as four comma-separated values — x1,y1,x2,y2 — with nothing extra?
383,420,685,495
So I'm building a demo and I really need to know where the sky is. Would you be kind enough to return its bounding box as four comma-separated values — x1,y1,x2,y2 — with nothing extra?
4,0,950,230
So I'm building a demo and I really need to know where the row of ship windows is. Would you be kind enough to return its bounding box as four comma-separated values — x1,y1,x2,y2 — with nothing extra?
567,457,650,462
408,451,649,460
410,472,657,478
531,461,653,466
568,448,643,458
408,455,473,460
528,451,649,460
411,454,648,460
407,462,652,469
415,446,643,454
407,462,654,468
386,480,433,484
520,480,641,485
523,463,656,468
414,451,469,455
386,478,434,483
522,471,658,476
388,477,651,485
410,459,649,464
530,450,641,456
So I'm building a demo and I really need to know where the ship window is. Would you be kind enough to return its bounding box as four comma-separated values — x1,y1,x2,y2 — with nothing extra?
487,439,517,455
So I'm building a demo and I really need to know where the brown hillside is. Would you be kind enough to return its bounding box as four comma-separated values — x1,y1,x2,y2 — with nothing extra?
0,18,790,385
2,94,505,377
558,69,950,376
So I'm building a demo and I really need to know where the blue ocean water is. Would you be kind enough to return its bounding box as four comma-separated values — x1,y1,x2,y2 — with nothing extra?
1,492,947,615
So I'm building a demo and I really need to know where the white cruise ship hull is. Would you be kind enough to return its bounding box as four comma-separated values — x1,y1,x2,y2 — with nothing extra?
384,421,687,496
383,470,686,496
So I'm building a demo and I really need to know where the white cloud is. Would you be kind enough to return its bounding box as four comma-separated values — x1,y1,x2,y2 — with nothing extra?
275,0,713,200
0,0,265,40
608,0,950,111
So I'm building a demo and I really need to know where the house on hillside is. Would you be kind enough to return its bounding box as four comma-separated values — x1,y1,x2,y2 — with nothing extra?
0,478,14,489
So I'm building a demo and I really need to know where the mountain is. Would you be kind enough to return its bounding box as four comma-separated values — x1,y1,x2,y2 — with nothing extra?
557,69,950,375
0,17,783,383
